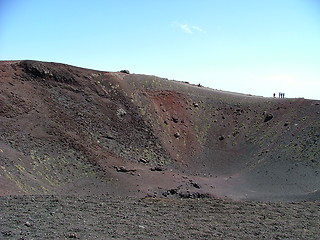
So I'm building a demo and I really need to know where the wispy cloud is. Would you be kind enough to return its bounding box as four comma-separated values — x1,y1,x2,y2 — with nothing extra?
173,21,206,34
191,25,206,33
180,23,193,34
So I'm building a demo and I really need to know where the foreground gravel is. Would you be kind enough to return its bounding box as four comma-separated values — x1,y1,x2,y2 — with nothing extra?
0,195,319,240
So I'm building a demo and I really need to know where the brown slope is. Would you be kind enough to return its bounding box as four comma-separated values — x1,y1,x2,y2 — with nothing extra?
0,60,319,201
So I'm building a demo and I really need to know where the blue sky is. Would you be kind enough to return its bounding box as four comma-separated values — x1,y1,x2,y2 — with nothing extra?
1,0,320,99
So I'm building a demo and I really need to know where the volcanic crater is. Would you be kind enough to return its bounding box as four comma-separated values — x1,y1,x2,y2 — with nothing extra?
0,60,319,201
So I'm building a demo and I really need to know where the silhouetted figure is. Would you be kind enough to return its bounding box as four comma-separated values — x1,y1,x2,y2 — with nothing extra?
273,93,276,98
283,93,285,98
279,92,281,98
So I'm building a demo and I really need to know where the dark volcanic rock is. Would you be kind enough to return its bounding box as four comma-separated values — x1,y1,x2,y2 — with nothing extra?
139,158,149,164
218,135,225,141
174,132,180,138
191,182,201,189
114,166,136,173
264,113,273,122
150,166,165,171
20,60,76,84
172,116,179,123
120,70,130,74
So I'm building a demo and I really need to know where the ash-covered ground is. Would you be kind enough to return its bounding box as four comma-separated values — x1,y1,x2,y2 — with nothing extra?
1,195,319,240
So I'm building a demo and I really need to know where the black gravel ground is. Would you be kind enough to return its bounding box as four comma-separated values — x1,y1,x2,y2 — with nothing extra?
0,195,319,240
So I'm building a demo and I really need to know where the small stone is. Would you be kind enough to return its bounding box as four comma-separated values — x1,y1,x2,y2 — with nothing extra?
116,108,127,117
25,221,32,227
67,232,78,238
172,116,179,123
174,132,180,138
191,182,201,189
218,135,225,141
150,166,164,171
114,166,136,173
264,113,273,122
139,158,149,164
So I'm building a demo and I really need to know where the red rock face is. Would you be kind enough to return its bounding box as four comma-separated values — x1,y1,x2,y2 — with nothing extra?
0,60,319,201
146,90,200,166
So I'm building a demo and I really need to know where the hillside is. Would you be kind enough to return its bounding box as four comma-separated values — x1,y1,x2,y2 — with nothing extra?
0,60,319,201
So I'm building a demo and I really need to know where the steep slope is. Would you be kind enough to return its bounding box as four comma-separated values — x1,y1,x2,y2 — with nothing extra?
0,60,319,201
